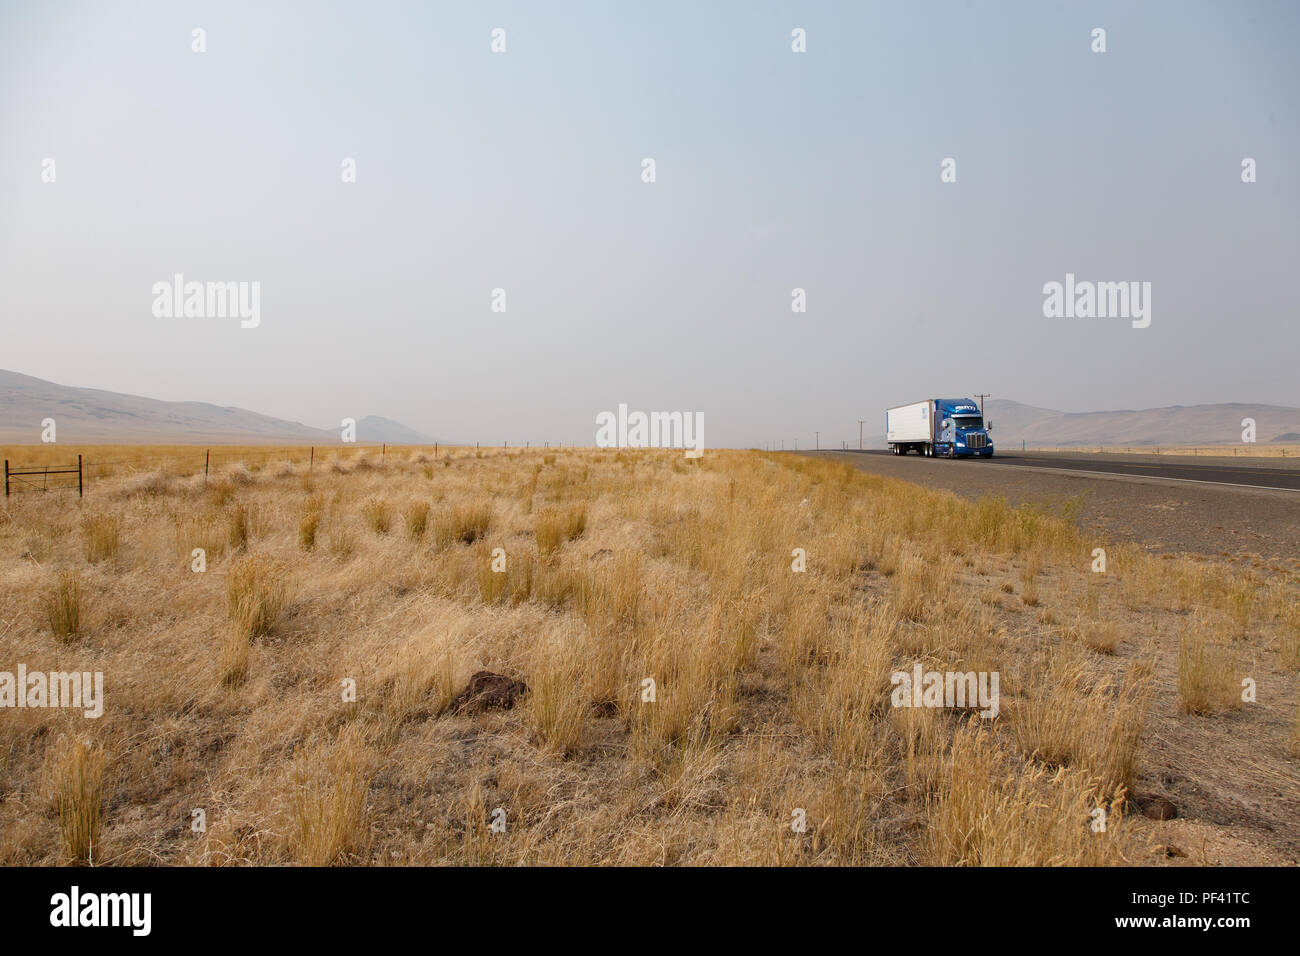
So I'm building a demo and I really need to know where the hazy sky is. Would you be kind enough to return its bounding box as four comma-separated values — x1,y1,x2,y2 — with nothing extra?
2,0,1296,448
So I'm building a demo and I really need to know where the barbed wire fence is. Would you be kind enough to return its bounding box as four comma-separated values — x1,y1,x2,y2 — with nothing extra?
0,441,582,499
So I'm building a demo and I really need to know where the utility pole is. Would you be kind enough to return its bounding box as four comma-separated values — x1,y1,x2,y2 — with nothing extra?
858,420,864,450
974,393,991,416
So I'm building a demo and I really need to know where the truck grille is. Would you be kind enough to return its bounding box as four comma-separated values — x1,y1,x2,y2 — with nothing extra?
965,434,988,449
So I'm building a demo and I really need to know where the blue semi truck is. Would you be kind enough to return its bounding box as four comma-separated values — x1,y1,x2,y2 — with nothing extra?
885,399,994,458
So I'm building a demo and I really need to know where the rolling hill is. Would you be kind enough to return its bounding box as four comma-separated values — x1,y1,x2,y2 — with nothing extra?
983,399,1300,448
0,369,437,445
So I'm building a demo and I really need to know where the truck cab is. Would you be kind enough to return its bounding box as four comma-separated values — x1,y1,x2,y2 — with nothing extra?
934,399,993,458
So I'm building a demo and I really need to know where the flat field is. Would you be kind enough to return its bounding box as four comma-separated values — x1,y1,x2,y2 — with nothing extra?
1,446,1297,865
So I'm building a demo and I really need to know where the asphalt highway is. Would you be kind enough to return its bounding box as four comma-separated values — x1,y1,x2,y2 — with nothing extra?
841,449,1300,492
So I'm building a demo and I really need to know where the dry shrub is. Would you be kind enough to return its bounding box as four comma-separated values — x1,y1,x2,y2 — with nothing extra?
223,463,254,485
299,496,323,551
79,513,121,563
1011,651,1150,794
796,604,894,765
508,550,535,604
119,469,172,497
328,519,356,560
929,722,1129,866
630,622,738,806
226,554,287,642
535,509,564,559
574,551,643,630
378,628,461,729
432,503,492,548
1071,616,1120,655
779,597,832,678
51,737,105,864
527,634,587,754
227,503,251,551
174,511,227,566
535,503,586,558
361,497,392,534
404,501,430,539
1178,628,1242,715
475,545,508,604
46,569,82,641
288,727,372,865
893,553,952,622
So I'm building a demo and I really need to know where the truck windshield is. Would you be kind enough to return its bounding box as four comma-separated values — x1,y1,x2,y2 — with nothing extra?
953,416,983,430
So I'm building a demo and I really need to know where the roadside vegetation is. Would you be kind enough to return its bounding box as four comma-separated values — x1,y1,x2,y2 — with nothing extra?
0,445,1296,865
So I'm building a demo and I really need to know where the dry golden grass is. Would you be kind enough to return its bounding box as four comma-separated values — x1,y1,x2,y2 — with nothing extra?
928,722,1131,865
298,496,322,552
288,726,372,865
1177,626,1242,715
432,502,492,548
361,497,392,535
50,737,105,865
404,501,430,540
226,553,287,641
1,443,1297,865
45,569,82,641
79,512,121,563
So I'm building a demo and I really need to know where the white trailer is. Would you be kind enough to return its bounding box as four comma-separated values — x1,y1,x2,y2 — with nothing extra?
886,400,935,456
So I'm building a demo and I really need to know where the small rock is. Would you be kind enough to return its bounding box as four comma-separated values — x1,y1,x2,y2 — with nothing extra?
450,671,528,714
1165,844,1187,858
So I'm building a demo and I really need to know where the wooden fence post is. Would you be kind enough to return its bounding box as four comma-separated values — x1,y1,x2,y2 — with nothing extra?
205,448,210,482
310,446,314,472
78,455,83,498
3,459,8,497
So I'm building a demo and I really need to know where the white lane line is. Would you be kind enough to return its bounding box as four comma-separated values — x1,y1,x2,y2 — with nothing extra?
990,462,1300,493
823,450,1300,492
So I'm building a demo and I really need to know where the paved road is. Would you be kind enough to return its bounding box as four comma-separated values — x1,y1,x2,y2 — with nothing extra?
842,449,1300,492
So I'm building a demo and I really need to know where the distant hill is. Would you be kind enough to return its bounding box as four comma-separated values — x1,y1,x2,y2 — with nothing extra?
355,415,437,445
0,369,437,445
983,399,1300,448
